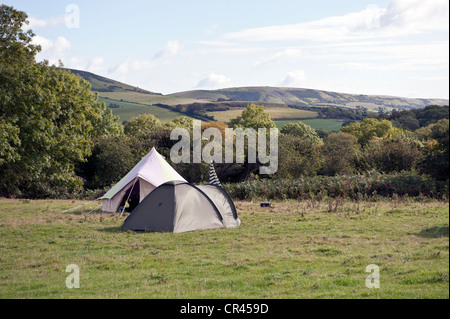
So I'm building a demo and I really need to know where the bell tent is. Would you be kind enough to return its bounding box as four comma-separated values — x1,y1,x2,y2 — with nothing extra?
122,180,241,233
99,148,187,213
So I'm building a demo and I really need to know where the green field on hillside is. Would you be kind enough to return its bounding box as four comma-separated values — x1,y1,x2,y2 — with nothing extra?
99,91,206,106
112,106,182,123
100,98,183,123
0,199,448,299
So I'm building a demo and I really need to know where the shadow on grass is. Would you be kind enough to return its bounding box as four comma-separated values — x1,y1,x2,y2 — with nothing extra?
98,226,155,234
417,226,449,238
98,226,127,233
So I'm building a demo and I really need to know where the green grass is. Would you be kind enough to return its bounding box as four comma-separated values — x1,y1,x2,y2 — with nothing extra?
275,119,345,131
112,105,183,123
100,98,183,123
99,91,206,106
0,199,448,299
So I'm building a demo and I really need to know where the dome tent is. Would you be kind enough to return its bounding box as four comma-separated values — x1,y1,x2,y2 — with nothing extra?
122,181,241,233
98,148,187,213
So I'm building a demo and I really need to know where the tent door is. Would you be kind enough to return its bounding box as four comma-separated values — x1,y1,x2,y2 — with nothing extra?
119,180,141,212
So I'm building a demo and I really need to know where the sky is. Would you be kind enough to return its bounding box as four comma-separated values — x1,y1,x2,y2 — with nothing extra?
2,0,449,99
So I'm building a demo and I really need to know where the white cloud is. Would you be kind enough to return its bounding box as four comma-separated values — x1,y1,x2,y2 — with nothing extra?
329,40,449,71
224,0,449,42
253,49,302,68
108,58,156,75
27,16,65,29
196,73,232,89
281,70,307,87
203,23,219,35
68,57,104,73
194,40,236,47
32,35,72,64
154,41,181,59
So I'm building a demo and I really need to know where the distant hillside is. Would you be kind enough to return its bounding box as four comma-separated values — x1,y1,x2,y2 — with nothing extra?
170,87,448,111
66,69,160,95
69,69,448,127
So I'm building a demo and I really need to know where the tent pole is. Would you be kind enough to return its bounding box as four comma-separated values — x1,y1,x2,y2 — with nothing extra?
120,177,138,217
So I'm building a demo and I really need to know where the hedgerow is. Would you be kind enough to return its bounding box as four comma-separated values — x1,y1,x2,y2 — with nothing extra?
225,171,448,201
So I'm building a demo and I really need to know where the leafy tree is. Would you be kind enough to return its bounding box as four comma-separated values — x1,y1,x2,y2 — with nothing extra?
171,116,194,129
0,5,121,197
230,104,276,130
415,105,449,127
78,135,137,189
281,121,321,144
392,115,420,131
124,113,161,137
418,119,449,180
341,118,403,146
276,135,323,178
0,4,40,63
0,119,20,165
361,136,423,173
378,105,449,129
321,132,361,175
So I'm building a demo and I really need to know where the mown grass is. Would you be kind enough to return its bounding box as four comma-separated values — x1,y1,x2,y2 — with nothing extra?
0,199,448,299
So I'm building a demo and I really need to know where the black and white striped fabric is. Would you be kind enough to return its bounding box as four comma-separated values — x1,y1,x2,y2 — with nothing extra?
209,162,222,187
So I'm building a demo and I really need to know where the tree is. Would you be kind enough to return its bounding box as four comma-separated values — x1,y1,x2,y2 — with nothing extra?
392,115,420,131
415,105,449,127
276,135,323,178
418,119,449,180
341,118,403,146
124,113,162,137
0,4,40,63
78,135,137,190
321,132,360,175
0,5,121,197
230,104,276,130
281,121,321,144
170,116,194,129
361,136,423,173
0,120,20,166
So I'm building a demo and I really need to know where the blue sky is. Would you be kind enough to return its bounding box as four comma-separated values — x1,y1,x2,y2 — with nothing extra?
3,0,449,99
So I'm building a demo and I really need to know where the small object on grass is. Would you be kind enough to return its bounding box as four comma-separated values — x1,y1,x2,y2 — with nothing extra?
260,202,272,208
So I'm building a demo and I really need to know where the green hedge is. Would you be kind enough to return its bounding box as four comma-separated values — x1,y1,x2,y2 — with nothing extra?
225,171,448,201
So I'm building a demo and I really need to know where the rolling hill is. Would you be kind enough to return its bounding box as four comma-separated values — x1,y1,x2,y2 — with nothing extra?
66,69,196,122
68,69,448,128
67,69,159,95
169,86,449,111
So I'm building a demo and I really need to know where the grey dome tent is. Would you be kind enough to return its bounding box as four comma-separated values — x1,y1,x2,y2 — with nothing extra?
122,181,241,233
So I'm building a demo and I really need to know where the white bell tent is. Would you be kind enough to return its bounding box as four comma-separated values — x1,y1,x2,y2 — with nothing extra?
98,148,187,213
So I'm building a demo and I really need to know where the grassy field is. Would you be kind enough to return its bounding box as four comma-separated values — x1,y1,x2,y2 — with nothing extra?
99,98,184,123
111,105,183,123
209,107,318,123
98,91,205,106
275,119,345,131
0,198,448,299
